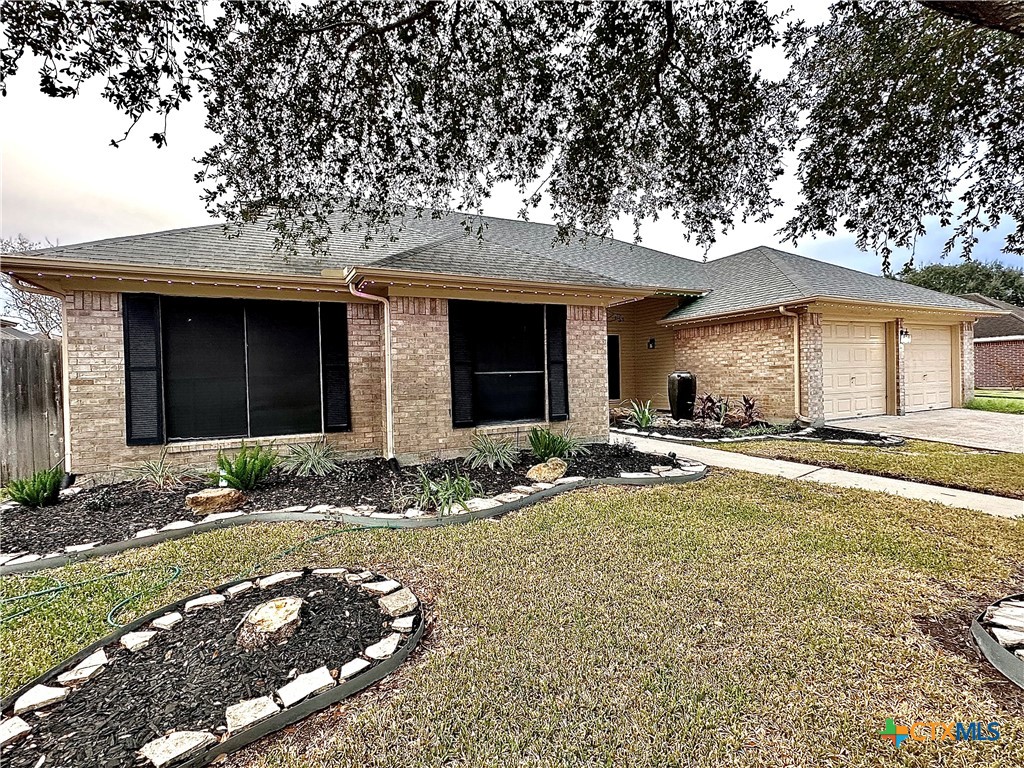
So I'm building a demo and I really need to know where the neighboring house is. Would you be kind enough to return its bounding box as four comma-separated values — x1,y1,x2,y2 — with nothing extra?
0,317,46,340
959,293,1024,389
1,212,1000,475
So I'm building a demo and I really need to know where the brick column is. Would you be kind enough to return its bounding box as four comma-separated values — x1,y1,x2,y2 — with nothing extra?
798,312,824,423
567,305,611,442
960,321,975,405
894,318,907,415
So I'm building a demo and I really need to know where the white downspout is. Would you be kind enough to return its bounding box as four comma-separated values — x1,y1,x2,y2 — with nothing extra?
779,306,813,423
348,280,395,459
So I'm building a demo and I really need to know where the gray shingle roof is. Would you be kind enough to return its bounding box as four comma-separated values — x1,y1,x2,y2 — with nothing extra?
18,214,997,316
662,246,995,322
960,294,1024,338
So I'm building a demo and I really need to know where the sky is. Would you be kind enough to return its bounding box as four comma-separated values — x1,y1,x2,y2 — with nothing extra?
0,1,1017,279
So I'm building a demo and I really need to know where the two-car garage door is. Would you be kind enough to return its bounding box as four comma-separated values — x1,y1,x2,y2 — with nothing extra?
821,320,955,418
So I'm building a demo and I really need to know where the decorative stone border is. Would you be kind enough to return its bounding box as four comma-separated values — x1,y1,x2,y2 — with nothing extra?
0,568,425,766
1,460,708,576
611,425,904,447
971,593,1024,690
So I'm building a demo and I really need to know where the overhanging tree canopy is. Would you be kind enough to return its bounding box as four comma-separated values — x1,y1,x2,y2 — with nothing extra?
1,0,1021,264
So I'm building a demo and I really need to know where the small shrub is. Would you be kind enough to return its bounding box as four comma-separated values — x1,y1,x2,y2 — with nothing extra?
626,399,656,429
5,466,62,508
213,443,278,492
280,439,342,476
527,426,590,461
128,449,196,490
695,393,726,423
736,396,764,428
412,468,476,515
465,433,518,470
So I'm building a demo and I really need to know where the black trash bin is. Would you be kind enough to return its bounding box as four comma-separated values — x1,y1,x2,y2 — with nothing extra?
668,371,697,420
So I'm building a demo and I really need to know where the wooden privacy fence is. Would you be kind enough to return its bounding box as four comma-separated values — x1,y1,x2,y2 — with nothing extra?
1,337,64,484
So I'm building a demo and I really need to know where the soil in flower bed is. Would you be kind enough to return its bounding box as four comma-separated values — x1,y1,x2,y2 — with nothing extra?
3,571,415,768
2,444,676,557
612,418,894,444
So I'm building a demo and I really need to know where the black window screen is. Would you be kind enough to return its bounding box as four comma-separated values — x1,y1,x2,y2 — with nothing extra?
246,300,322,437
607,335,621,400
161,297,248,440
449,300,547,425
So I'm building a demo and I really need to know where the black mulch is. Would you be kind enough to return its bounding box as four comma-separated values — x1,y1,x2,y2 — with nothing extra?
613,419,898,445
2,444,680,556
3,571,418,768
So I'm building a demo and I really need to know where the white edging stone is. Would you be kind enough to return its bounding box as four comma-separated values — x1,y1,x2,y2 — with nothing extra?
338,658,371,679
392,615,415,632
225,581,255,598
0,716,31,748
140,731,217,767
276,666,335,707
14,684,67,715
151,612,183,630
362,579,401,596
121,631,157,652
159,520,195,532
225,696,280,734
257,571,303,589
184,594,226,613
365,633,402,660
57,648,108,685
378,588,419,617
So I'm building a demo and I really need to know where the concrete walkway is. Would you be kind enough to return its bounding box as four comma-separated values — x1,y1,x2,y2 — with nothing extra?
829,409,1023,453
619,435,1023,520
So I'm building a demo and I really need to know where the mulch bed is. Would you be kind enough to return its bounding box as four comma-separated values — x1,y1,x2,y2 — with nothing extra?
612,419,898,445
2,443,673,557
3,570,418,768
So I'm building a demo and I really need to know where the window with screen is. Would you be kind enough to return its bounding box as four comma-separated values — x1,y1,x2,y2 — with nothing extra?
449,300,566,426
124,295,351,443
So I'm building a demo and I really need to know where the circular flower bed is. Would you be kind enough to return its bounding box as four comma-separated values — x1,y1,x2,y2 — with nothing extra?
0,568,423,767
972,593,1024,690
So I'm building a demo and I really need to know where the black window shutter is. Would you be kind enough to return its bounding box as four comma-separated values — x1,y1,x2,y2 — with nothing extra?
320,303,351,432
546,305,569,421
122,293,165,445
448,301,475,427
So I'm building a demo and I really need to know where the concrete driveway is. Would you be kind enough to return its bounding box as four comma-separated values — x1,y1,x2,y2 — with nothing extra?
829,409,1024,453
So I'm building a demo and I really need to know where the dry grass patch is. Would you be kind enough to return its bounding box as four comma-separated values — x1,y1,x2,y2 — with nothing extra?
714,438,1024,498
1,472,1022,767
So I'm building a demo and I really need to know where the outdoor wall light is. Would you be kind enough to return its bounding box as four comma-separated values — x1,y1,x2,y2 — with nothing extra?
899,328,912,344
648,338,656,349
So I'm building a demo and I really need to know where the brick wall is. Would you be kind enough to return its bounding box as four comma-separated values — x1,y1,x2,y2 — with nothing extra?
974,338,1024,389
389,297,610,462
63,291,384,476
674,315,796,419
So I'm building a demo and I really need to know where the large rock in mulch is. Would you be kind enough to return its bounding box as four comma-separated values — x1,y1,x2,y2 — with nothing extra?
237,597,304,650
526,457,568,483
185,487,244,514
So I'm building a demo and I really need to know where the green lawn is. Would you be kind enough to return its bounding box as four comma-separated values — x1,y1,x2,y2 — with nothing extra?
714,438,1024,499
2,472,1022,767
966,392,1024,415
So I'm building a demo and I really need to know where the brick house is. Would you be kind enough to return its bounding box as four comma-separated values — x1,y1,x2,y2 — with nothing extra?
960,293,1024,389
3,212,1001,476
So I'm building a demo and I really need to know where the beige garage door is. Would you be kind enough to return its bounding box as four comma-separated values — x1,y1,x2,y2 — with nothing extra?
904,324,953,412
822,320,887,418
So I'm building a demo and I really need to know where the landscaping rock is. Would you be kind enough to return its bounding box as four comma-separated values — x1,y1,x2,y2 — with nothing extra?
276,666,335,707
651,465,673,473
237,596,304,650
160,520,195,531
494,492,525,504
185,594,226,613
152,612,183,630
258,571,304,589
140,730,217,767
64,541,99,554
305,503,333,514
185,487,244,514
620,472,658,479
526,457,568,483
0,552,26,566
392,615,415,632
226,581,255,598
225,696,280,734
345,571,373,584
0,716,31,748
378,588,419,617
553,476,585,485
365,633,402,660
57,648,108,685
7,553,40,566
312,568,348,577
134,528,159,538
512,485,536,494
14,684,67,714
404,508,428,518
464,497,501,511
530,482,554,491
202,510,246,523
121,630,157,652
362,579,400,596
338,657,370,679
990,626,1024,648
